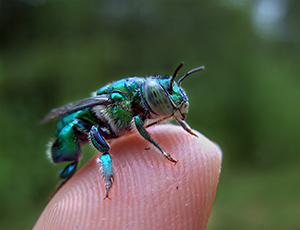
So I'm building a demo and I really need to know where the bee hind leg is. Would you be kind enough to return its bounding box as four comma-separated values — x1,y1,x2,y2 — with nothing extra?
48,120,84,198
48,161,78,198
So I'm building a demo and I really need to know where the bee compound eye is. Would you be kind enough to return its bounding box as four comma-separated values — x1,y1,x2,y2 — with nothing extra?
143,79,174,116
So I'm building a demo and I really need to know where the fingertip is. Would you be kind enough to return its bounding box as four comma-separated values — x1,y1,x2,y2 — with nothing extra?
34,124,222,230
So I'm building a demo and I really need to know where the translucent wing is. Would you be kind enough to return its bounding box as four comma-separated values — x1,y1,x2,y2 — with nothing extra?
41,94,110,123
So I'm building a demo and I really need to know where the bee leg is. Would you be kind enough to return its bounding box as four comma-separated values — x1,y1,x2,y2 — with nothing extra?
134,116,178,164
99,153,113,199
48,120,84,198
175,117,198,137
48,162,78,198
89,125,113,199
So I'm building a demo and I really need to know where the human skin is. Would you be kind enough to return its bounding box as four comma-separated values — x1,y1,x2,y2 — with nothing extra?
34,124,222,230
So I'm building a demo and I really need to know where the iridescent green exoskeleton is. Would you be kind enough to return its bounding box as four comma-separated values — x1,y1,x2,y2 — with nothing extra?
42,63,204,199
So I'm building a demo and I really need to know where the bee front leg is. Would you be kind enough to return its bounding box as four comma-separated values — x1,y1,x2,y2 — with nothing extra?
134,116,177,164
175,117,198,137
89,125,113,199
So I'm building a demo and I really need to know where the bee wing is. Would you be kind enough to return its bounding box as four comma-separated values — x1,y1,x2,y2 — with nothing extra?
41,94,110,123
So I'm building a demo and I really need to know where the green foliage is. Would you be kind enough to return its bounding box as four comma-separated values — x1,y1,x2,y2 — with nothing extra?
1,0,299,229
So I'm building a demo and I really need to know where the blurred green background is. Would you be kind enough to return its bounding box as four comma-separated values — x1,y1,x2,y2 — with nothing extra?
1,0,299,229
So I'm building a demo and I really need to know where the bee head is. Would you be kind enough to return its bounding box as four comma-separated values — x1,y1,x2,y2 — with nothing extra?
142,63,204,119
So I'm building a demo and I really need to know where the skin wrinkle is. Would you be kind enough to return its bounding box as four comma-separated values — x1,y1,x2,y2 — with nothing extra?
44,200,57,229
68,186,78,229
116,151,139,228
88,174,97,229
140,151,157,228
82,177,92,229
116,167,127,228
179,130,196,228
55,194,66,229
34,124,221,230
176,132,193,227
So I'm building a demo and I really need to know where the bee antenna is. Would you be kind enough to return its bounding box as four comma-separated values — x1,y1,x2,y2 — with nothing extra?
170,62,184,93
177,65,205,86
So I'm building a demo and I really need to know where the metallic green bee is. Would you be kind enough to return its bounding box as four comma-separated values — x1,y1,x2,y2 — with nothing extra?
42,63,204,199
